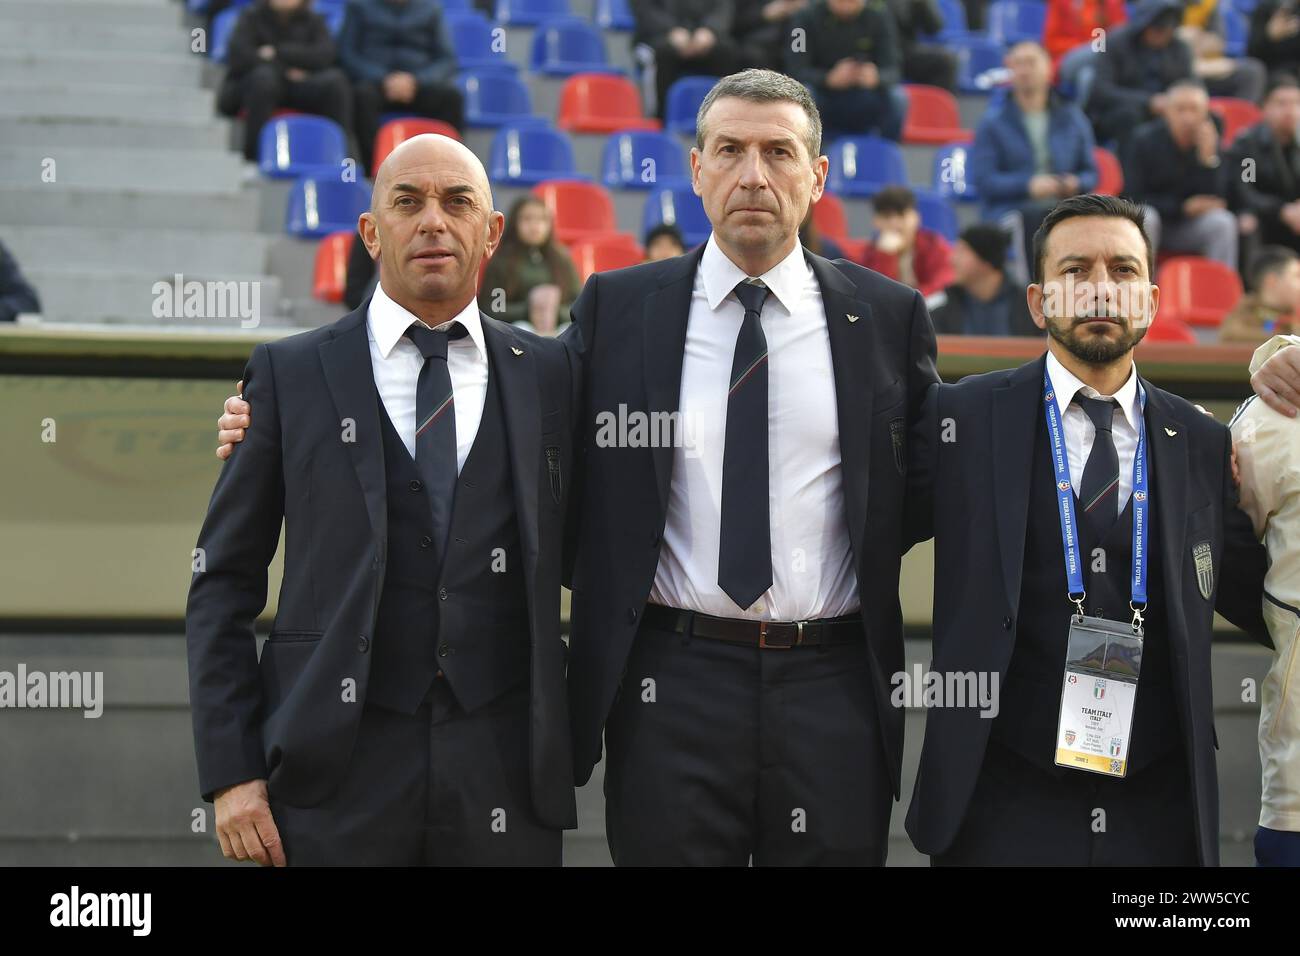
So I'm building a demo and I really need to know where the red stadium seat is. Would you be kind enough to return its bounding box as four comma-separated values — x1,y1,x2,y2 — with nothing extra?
1209,97,1261,148
312,231,355,303
568,233,644,281
901,85,973,145
811,192,850,241
1093,146,1123,196
1156,255,1243,328
531,179,618,244
372,117,461,172
1142,315,1198,343
556,73,660,133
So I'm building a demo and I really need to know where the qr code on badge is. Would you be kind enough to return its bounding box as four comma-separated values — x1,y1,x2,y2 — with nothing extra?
1110,759,1122,773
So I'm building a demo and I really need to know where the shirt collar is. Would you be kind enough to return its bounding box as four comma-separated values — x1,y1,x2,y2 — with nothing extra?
700,232,807,314
1045,350,1142,432
366,280,487,362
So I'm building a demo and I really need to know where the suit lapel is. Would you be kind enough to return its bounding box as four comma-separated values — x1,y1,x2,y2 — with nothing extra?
992,354,1047,615
318,303,387,539
642,245,704,520
1142,379,1190,657
810,251,878,567
482,315,542,616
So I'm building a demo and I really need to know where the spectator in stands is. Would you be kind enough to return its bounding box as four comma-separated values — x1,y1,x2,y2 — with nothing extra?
644,223,688,259
478,196,581,335
1088,0,1194,152
785,0,905,140
0,240,40,322
800,208,846,259
929,223,1039,336
971,41,1098,277
733,0,808,71
217,0,354,164
1248,0,1300,77
1229,74,1300,254
1180,0,1267,103
631,0,740,120
338,0,463,175
1220,245,1300,343
1122,78,1240,269
882,0,958,92
859,185,954,296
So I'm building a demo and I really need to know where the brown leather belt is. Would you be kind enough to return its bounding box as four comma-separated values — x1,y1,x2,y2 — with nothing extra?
641,603,863,650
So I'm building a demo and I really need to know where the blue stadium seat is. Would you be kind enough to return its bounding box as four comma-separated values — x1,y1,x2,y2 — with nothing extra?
448,14,520,74
439,0,474,10
954,38,1009,93
928,0,971,39
286,176,372,238
258,115,350,179
322,5,345,35
488,124,589,184
456,72,537,126
530,17,623,76
495,0,572,26
826,135,907,197
664,75,718,136
1223,7,1248,57
601,130,690,189
932,143,979,202
987,0,1048,44
594,0,636,31
209,6,242,63
915,190,959,242
643,186,711,246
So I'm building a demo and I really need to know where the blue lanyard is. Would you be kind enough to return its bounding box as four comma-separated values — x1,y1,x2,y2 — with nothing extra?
1042,364,1149,632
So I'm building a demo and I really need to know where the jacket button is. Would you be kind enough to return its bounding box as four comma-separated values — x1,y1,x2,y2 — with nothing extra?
409,479,422,492
1002,616,1013,630
628,607,638,623
439,587,449,600
436,669,444,679
420,535,432,549
438,643,451,657
357,635,369,652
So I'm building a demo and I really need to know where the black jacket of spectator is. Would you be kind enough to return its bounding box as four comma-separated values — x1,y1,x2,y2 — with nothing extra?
1087,0,1193,146
883,0,943,48
0,240,40,322
225,1,337,80
929,277,1038,336
785,0,903,90
1228,120,1300,247
630,0,736,47
1121,115,1229,225
338,0,457,86
1248,0,1300,73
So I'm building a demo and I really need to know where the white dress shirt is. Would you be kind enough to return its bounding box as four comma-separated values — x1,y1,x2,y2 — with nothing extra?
366,281,488,470
648,233,859,621
1045,350,1142,510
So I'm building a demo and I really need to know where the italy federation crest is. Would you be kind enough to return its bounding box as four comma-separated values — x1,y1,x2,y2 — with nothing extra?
1094,678,1107,699
1192,541,1214,600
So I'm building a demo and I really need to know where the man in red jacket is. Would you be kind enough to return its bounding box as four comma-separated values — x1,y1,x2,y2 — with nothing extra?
859,185,955,298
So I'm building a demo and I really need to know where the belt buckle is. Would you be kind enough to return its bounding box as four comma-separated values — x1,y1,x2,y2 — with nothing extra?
758,620,803,650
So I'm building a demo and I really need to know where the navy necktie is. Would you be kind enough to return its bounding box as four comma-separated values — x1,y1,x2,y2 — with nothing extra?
1076,394,1120,535
404,320,467,563
718,279,772,612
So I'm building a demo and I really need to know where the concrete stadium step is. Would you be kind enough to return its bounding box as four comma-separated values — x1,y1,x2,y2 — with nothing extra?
22,269,290,326
0,0,182,26
0,50,205,87
0,81,215,123
0,184,261,232
0,145,247,191
0,116,231,152
0,21,192,57
1,225,273,277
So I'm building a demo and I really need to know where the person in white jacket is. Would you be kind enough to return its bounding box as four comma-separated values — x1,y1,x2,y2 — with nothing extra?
1232,332,1300,866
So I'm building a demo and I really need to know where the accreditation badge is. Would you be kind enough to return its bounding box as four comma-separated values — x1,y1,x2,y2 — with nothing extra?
1054,614,1144,778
